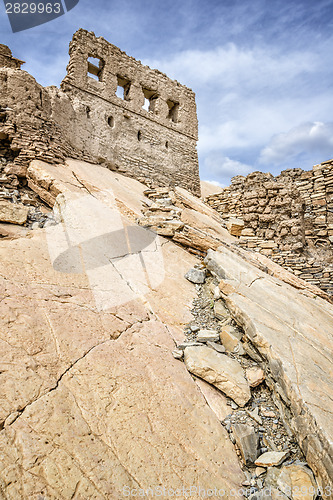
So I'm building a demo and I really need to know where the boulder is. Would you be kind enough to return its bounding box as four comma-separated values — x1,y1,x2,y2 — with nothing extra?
265,464,317,500
231,423,259,464
184,345,251,406
0,200,29,225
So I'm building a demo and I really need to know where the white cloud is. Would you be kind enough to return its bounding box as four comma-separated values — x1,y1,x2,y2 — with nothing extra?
145,43,315,89
146,42,333,172
204,153,253,183
203,180,224,187
259,122,333,165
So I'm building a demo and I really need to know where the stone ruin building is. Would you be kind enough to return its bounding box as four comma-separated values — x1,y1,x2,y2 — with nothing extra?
1,29,332,296
0,29,200,195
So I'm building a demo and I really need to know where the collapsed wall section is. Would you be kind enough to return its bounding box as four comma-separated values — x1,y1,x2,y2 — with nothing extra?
205,160,333,295
0,66,82,181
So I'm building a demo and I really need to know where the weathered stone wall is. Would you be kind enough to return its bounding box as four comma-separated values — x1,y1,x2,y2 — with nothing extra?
58,29,200,195
0,44,24,69
0,67,83,181
0,30,200,195
205,160,333,295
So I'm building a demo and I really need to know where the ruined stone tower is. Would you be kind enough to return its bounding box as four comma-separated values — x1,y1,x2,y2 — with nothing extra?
0,29,201,195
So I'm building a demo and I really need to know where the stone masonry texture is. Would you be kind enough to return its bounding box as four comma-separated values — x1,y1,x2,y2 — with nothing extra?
0,29,201,195
205,160,333,295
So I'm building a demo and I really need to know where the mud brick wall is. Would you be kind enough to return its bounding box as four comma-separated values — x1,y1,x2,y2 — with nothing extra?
0,44,24,69
205,160,333,295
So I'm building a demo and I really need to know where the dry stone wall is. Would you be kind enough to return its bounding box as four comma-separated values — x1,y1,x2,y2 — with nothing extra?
0,30,200,195
205,160,333,295
0,51,83,179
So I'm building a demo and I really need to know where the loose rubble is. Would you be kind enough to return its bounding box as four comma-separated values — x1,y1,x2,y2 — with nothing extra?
0,158,54,230
177,266,322,498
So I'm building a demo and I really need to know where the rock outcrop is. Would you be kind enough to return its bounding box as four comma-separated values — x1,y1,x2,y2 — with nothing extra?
0,160,246,499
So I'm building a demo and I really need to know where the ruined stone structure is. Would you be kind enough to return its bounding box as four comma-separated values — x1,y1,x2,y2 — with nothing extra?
206,160,333,295
0,44,24,69
59,29,200,194
0,30,200,195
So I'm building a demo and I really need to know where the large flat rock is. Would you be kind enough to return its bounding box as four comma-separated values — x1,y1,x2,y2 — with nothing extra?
184,345,251,407
0,160,245,498
205,246,333,495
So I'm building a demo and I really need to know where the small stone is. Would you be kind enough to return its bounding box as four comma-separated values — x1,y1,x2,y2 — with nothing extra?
196,329,219,343
220,327,244,353
261,409,276,418
246,367,265,387
206,341,226,353
230,401,238,410
255,450,290,467
233,342,245,355
177,341,202,349
190,324,200,332
247,408,263,425
172,349,183,359
0,200,29,225
226,217,245,237
255,467,266,477
231,423,259,464
184,268,206,284
213,286,221,299
214,300,229,320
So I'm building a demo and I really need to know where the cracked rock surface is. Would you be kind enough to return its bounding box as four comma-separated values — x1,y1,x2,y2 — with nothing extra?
0,160,245,499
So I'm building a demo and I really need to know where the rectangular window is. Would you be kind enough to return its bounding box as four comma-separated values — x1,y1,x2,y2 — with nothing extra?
142,88,158,113
87,56,104,82
116,76,131,100
167,99,179,123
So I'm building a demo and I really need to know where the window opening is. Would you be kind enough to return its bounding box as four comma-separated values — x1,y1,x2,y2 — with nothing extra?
87,56,104,82
166,99,179,123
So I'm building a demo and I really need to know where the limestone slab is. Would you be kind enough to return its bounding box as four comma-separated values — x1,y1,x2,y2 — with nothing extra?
184,345,251,406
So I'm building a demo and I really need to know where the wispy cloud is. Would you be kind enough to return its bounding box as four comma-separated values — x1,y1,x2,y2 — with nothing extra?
259,122,333,166
203,153,253,185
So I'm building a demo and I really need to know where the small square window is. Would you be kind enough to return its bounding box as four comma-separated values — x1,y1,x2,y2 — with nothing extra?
142,88,158,113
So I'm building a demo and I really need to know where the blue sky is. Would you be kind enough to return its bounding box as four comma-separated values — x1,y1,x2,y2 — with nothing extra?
1,0,333,186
